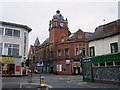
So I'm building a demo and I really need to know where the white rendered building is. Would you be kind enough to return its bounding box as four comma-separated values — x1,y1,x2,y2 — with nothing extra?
0,21,31,76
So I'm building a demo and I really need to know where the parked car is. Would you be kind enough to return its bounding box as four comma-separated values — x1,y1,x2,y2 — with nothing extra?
34,70,40,74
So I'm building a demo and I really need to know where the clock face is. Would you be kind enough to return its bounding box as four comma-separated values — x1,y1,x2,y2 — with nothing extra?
60,23,64,27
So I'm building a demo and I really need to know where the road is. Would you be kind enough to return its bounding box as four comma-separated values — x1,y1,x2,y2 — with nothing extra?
1,73,119,89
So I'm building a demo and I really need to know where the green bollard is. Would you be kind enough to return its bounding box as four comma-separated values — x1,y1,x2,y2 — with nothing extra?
28,71,32,83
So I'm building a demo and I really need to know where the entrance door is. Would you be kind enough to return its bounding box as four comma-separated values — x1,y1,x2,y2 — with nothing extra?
9,64,15,75
73,67,80,75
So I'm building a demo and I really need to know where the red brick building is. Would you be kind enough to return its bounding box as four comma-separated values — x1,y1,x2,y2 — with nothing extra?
28,37,40,73
35,10,92,75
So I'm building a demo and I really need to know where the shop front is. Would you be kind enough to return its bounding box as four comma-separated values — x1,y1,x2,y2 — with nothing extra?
56,60,71,75
0,56,21,76
82,53,120,83
72,62,81,75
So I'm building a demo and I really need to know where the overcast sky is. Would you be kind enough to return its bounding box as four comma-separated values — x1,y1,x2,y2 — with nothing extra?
0,0,119,47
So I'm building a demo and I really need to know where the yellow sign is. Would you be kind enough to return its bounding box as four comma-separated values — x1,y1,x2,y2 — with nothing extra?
0,57,14,63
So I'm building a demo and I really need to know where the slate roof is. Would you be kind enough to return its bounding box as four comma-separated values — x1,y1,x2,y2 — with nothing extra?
88,19,120,42
42,38,49,45
0,21,32,32
34,37,40,46
85,32,93,40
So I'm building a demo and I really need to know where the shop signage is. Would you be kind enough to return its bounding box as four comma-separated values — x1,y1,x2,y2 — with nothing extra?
0,57,14,63
16,66,20,72
73,62,80,67
66,60,70,64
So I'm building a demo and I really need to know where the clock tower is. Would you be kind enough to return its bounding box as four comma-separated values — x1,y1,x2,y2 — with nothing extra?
49,10,70,43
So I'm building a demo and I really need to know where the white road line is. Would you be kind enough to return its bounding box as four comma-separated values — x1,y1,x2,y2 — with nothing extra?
45,84,53,88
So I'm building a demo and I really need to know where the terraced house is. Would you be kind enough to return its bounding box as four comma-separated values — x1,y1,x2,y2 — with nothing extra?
0,21,31,76
35,10,92,75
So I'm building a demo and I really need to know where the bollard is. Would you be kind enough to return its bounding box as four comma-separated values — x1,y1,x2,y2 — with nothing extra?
40,76,45,86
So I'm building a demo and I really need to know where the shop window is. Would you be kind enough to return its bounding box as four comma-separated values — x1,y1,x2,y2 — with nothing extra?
89,46,95,57
2,64,15,74
115,61,120,65
99,62,105,66
93,63,98,67
107,62,113,66
110,42,118,53
63,64,66,71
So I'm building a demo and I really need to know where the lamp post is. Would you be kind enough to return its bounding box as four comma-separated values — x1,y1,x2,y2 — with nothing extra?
37,62,42,87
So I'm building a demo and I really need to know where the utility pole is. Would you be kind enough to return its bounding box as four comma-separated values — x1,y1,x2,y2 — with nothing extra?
37,62,41,87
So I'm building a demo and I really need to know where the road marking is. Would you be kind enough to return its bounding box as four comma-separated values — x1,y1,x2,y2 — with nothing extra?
45,84,53,88
77,83,97,88
18,82,53,88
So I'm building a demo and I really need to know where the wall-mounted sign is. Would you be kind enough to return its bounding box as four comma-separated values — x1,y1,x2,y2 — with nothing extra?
0,57,14,63
16,66,20,72
73,62,80,67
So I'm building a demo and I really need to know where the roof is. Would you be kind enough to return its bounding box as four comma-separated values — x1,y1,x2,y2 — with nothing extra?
0,21,32,32
85,32,93,40
34,37,40,46
42,38,49,45
88,19,120,42
53,10,64,21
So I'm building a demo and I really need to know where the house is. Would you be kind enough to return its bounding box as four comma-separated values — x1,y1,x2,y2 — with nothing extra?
28,37,40,73
0,21,32,76
82,19,120,82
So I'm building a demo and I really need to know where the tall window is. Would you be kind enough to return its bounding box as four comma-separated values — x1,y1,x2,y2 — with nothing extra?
65,48,69,56
4,43,12,56
76,48,79,56
58,48,61,57
110,42,118,53
4,43,19,56
89,46,95,57
44,50,46,59
12,44,19,56
24,32,27,57
0,43,3,55
76,48,85,56
50,51,53,58
0,28,4,35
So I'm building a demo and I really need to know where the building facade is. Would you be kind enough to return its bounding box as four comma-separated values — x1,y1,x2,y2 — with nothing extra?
28,37,40,73
0,21,31,76
82,19,120,82
35,10,92,75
